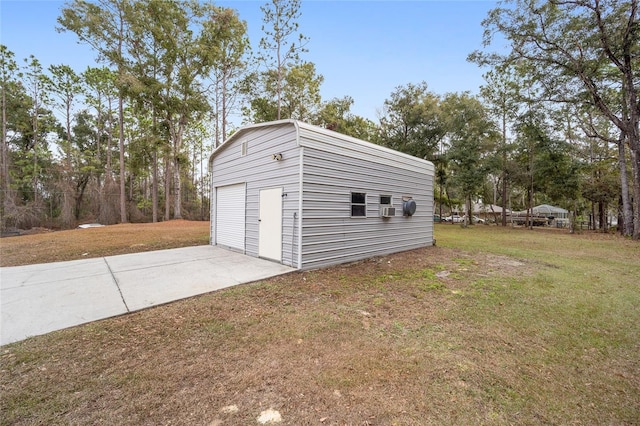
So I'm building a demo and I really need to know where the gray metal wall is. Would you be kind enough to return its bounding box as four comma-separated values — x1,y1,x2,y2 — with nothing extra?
298,125,434,270
211,120,435,271
210,124,301,267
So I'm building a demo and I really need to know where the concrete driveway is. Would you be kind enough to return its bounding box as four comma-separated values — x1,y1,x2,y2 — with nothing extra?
0,246,294,345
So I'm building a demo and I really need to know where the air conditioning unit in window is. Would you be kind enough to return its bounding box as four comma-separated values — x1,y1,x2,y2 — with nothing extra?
381,206,396,217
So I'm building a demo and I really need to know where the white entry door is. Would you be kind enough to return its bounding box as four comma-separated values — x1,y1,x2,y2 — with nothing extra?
258,187,283,262
216,183,246,251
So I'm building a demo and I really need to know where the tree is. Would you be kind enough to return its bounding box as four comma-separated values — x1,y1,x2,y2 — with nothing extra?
45,64,83,227
0,45,19,227
83,66,120,224
244,62,323,123
470,0,640,238
577,91,635,236
580,141,618,231
511,112,545,229
22,56,49,205
441,92,498,224
58,0,131,224
479,64,523,226
3,58,58,228
279,62,323,121
259,0,308,120
45,65,81,167
128,0,230,219
535,135,582,213
507,107,582,229
378,81,445,161
66,110,101,220
573,107,627,232
313,96,379,141
207,8,250,147
121,1,167,222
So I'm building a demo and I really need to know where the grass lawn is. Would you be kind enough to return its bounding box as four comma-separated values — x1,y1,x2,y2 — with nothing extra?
1,223,639,425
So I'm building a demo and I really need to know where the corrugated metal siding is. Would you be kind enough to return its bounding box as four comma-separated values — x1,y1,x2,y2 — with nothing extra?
298,126,433,270
298,124,435,176
210,124,300,267
210,119,435,271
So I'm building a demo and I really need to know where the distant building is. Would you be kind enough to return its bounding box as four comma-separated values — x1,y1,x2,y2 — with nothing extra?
511,204,569,226
472,203,511,222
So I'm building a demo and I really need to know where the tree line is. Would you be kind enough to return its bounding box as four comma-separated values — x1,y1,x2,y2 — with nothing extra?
1,0,638,240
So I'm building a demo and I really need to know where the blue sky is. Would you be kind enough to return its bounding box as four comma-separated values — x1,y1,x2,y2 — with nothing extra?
1,0,499,122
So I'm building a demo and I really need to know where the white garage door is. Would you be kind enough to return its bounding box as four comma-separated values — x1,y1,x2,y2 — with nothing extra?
216,183,246,251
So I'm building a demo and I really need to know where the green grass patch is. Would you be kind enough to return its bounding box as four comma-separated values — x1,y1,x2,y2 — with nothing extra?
1,225,638,425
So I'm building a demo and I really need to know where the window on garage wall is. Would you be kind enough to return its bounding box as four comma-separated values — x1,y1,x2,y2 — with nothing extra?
380,195,392,205
351,192,366,217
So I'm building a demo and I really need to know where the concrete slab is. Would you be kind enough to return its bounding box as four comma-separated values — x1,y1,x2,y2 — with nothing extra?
107,246,293,311
1,246,294,345
1,258,127,345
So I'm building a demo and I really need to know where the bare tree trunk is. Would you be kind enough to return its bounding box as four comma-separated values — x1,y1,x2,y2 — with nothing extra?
277,43,282,120
172,116,185,220
118,95,127,223
95,95,102,191
525,189,531,230
1,82,7,187
629,145,640,239
174,159,182,219
501,173,507,227
222,72,227,143
151,111,158,223
164,154,171,221
128,172,133,202
501,111,508,227
60,181,75,228
1,82,10,227
116,6,127,224
614,60,639,239
1,92,7,187
200,142,204,221
530,153,536,230
438,183,443,223
618,136,634,237
99,117,114,224
32,98,38,204
152,150,158,223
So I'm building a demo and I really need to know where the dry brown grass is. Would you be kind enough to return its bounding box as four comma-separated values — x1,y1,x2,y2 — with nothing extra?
0,220,210,267
1,223,639,425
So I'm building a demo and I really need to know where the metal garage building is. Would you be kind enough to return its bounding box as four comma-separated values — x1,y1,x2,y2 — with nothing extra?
208,119,434,270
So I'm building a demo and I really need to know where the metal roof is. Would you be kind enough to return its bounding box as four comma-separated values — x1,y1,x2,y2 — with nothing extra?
209,119,434,171
513,204,569,215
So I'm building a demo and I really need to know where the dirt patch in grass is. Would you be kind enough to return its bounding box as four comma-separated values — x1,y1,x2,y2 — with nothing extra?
1,224,639,425
0,220,209,267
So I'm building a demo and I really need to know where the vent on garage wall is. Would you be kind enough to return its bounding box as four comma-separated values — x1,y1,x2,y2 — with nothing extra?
402,196,417,216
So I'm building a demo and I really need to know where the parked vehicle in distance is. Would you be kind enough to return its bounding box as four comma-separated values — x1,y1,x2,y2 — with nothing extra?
443,214,462,223
463,215,485,224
